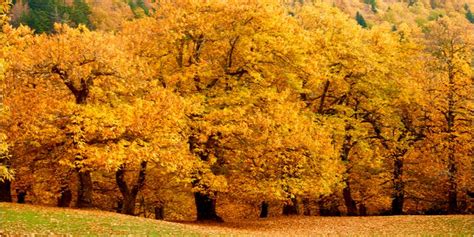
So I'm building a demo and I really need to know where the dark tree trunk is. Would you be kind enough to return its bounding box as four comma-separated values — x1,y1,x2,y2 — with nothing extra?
302,198,311,216
340,126,357,216
115,161,147,215
260,201,269,218
447,151,458,214
57,186,72,207
343,182,358,216
121,194,136,215
194,192,222,222
283,197,299,215
446,65,458,214
17,190,26,203
116,200,123,213
77,171,93,208
0,180,12,202
358,203,367,216
391,157,404,215
189,133,224,222
51,65,118,210
155,206,164,220
459,199,467,213
318,197,341,216
317,80,330,114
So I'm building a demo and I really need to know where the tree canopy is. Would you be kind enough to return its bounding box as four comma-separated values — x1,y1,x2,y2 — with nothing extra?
1,0,473,220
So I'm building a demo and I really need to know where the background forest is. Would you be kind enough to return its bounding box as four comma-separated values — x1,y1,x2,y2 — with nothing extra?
0,0,473,221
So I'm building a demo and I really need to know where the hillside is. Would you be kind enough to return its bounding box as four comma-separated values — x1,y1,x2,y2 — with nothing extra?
8,0,474,32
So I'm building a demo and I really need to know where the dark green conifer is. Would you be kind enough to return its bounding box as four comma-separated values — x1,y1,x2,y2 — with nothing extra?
356,11,368,28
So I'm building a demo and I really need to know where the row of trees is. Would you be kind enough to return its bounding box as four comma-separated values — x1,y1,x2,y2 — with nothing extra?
1,1,473,220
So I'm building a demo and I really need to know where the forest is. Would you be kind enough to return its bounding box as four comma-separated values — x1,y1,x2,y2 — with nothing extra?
0,0,473,222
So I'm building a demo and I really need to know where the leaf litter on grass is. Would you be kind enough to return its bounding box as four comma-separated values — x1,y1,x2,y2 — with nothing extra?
1,203,473,236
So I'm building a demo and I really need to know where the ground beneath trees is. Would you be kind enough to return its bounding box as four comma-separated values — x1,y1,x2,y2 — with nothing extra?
185,215,474,236
1,203,473,236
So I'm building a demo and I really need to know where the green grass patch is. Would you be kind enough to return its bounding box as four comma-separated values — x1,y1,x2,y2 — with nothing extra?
0,203,201,236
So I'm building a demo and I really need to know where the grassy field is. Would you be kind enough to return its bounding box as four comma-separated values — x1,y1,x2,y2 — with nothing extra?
1,203,473,236
0,203,200,236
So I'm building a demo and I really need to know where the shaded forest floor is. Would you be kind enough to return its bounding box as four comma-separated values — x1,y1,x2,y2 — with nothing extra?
0,203,473,236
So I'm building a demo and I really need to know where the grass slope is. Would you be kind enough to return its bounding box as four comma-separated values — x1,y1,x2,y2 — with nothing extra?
0,203,201,236
1,203,473,236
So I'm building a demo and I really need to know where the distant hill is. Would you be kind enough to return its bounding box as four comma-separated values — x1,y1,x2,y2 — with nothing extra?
8,0,474,33
9,0,152,32
323,0,474,27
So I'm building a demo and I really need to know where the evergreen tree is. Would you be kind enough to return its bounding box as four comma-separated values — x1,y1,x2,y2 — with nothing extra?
128,0,150,18
17,0,92,33
466,5,474,24
25,8,52,33
364,0,377,13
136,0,149,16
356,11,368,28
70,0,92,28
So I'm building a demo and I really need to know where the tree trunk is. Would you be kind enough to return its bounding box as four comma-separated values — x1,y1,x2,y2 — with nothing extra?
77,171,93,208
358,203,367,216
189,134,224,222
260,201,269,218
17,190,26,203
194,192,222,222
391,157,404,215
116,200,123,213
0,179,12,202
340,126,357,216
283,197,299,215
302,198,311,216
115,161,147,215
317,80,330,114
155,206,164,220
446,64,458,214
52,66,98,209
447,152,458,213
343,182,358,216
318,197,341,216
121,195,136,215
57,186,72,207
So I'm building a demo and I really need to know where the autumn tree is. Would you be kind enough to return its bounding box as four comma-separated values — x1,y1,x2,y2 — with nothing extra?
293,3,431,216
363,24,428,215
424,16,474,213
0,0,14,202
217,90,341,216
4,18,194,214
111,91,190,215
4,24,129,207
88,0,134,31
122,0,345,221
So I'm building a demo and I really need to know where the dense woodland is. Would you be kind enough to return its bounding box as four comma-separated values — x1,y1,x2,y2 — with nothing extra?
0,0,473,221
